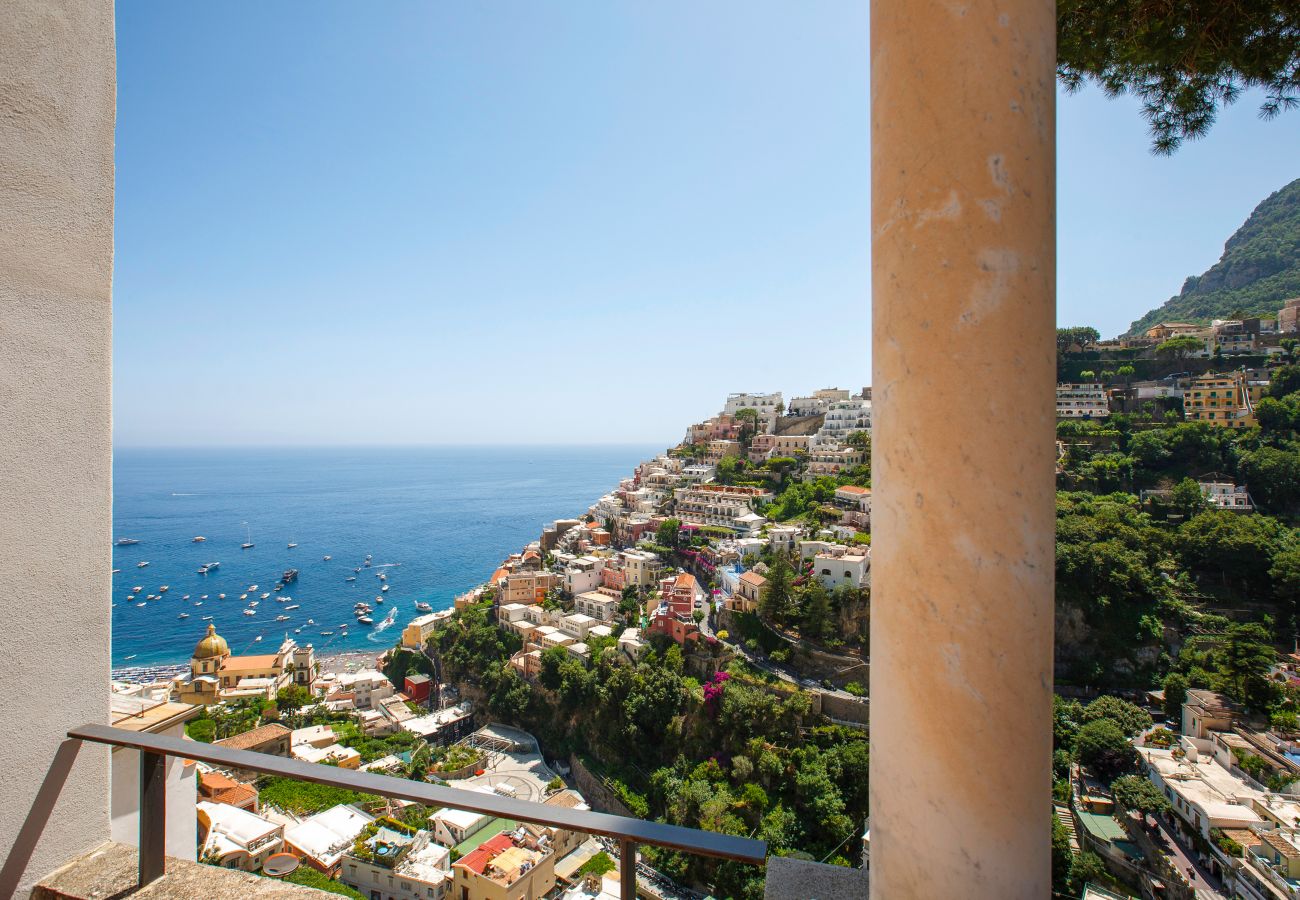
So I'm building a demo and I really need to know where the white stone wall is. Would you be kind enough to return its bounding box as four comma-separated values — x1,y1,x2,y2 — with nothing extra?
0,0,115,893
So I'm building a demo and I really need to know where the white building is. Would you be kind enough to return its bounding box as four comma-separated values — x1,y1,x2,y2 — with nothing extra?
284,804,375,874
430,806,490,848
723,392,783,432
341,825,453,900
109,691,199,862
197,800,283,871
563,556,606,596
818,398,872,440
673,484,773,531
800,541,870,590
329,669,395,710
574,591,620,622
1056,383,1109,418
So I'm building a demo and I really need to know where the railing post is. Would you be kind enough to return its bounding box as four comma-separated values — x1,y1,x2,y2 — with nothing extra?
139,750,166,886
620,838,637,900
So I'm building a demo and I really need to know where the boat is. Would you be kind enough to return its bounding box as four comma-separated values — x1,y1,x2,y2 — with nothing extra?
202,615,213,621
200,594,208,600
345,576,356,582
381,585,389,593
320,630,334,635
123,654,137,660
240,593,248,600
274,584,283,591
276,615,289,622
111,568,120,574
192,536,206,543
115,538,140,546
357,616,373,625
136,561,149,568
364,560,372,568
249,584,258,591
375,597,384,604
282,569,298,584
323,555,331,561
415,602,432,612
260,592,270,600
294,628,302,634
178,613,189,619
146,595,157,600
353,567,361,573
136,602,147,607
249,600,259,607
158,585,169,593
306,618,315,625
378,573,386,582
253,636,262,642
243,609,256,616
132,586,142,592
218,593,226,599
181,594,190,600
285,604,300,610
194,601,203,606
287,542,298,549
241,522,254,549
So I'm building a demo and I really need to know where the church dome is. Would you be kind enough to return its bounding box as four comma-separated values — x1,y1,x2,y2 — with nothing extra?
193,623,230,659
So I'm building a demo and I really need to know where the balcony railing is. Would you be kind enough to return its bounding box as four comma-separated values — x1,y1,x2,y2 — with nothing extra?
69,722,766,900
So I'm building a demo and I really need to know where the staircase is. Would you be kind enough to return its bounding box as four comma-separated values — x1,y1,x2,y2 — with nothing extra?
1054,802,1081,853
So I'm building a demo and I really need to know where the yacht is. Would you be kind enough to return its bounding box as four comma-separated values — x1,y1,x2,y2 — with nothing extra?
115,538,140,546
415,602,432,612
241,522,254,549
357,616,373,625
281,569,298,584
192,536,206,543
136,561,149,568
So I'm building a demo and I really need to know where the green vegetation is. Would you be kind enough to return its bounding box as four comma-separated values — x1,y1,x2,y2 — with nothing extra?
578,851,616,878
281,868,367,898
259,777,381,816
1126,178,1300,333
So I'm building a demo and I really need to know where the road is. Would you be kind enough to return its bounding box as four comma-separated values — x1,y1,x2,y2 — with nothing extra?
719,626,864,702
1151,818,1228,900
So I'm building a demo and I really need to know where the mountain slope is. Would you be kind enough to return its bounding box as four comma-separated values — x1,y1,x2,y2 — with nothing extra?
1125,178,1300,336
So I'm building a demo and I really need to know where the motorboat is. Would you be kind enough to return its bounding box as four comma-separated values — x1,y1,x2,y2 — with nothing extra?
159,585,169,593
260,593,270,600
115,538,140,546
345,576,356,582
178,613,189,619
287,542,298,549
240,593,248,600
202,615,213,621
132,586,143,593
323,555,331,561
381,585,389,593
276,615,290,622
415,602,432,612
357,616,373,625
249,585,258,591
243,609,256,616
285,604,300,610
281,569,298,584
192,536,206,543
137,561,149,568
218,593,226,599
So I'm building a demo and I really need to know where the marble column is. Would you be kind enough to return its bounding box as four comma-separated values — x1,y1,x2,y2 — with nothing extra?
869,0,1056,894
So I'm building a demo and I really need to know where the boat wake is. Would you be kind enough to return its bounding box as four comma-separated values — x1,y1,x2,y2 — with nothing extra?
366,606,399,641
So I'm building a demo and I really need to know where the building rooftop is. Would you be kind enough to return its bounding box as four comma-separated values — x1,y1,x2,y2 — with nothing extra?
198,800,279,849
214,723,290,751
109,695,199,734
285,804,374,864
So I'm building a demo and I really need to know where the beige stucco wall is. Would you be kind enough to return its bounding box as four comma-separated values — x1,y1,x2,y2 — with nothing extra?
0,0,115,894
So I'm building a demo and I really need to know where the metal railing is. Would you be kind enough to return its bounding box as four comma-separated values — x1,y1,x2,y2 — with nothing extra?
68,723,766,900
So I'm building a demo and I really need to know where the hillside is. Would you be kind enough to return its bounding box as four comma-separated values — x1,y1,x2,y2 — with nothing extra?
1125,178,1300,336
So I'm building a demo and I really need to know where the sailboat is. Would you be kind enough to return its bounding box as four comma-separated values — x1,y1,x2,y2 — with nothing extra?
241,522,254,549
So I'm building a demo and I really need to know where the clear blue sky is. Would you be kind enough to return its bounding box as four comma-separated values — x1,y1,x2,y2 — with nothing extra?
113,2,1300,446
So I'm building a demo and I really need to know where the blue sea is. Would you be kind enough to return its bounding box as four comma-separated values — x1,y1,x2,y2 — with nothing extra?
112,445,656,668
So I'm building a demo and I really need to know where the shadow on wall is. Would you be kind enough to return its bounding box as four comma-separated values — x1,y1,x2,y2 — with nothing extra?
0,739,87,896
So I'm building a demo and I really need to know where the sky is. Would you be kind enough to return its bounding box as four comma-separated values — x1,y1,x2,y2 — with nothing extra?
113,2,1300,447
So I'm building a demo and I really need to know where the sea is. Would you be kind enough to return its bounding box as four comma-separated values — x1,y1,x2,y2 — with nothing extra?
111,445,657,670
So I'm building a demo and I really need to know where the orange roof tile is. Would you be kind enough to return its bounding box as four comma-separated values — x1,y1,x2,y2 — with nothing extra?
214,723,290,751
456,833,515,875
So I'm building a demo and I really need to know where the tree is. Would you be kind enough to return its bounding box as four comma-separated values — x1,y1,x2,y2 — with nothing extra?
1057,326,1101,352
1170,477,1207,518
1117,364,1136,385
1080,695,1153,736
1058,0,1300,153
1112,774,1172,819
276,684,311,720
1238,446,1300,511
1163,672,1189,724
1270,365,1300,399
1079,369,1096,380
761,554,795,625
1155,335,1204,359
1219,621,1276,708
800,580,834,642
656,518,681,549
1074,718,1138,779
